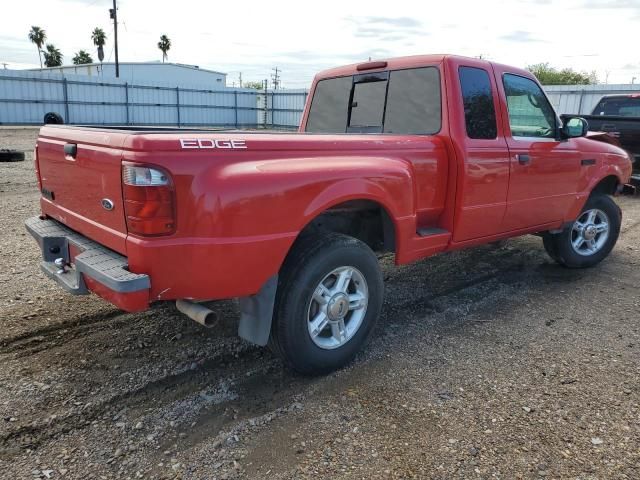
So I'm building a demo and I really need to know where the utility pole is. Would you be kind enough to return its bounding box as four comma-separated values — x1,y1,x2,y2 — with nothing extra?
271,67,280,90
238,72,243,88
110,0,120,78
263,79,268,127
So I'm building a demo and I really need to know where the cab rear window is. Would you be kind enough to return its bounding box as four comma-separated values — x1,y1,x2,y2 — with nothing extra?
305,67,441,134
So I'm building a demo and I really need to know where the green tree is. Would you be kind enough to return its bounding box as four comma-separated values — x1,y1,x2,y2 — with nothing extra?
527,63,598,85
28,26,47,68
157,34,171,62
91,27,107,62
43,44,63,67
72,50,93,65
243,81,265,90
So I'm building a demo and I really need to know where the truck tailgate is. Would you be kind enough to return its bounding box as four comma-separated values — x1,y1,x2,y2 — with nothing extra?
37,127,129,254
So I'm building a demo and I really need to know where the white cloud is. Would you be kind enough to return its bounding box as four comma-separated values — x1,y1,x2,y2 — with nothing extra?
2,0,640,85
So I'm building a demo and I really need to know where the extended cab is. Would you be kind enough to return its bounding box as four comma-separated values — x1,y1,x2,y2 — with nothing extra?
26,55,633,374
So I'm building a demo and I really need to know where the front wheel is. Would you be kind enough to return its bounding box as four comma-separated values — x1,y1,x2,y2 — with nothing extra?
270,233,384,375
543,194,621,268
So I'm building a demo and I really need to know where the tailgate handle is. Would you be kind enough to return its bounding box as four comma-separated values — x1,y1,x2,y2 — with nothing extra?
63,143,77,157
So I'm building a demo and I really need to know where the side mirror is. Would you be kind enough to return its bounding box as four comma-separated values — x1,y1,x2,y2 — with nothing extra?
560,115,589,138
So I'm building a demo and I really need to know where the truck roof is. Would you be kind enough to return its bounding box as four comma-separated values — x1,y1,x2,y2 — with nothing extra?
596,94,640,100
313,54,533,81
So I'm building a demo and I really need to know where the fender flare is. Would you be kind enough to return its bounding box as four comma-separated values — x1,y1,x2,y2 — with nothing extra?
585,164,626,194
302,178,411,225
565,166,627,222
237,176,413,346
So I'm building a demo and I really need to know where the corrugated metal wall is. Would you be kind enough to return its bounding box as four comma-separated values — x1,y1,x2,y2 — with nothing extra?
544,84,640,115
0,70,306,128
3,69,639,128
37,63,227,88
271,89,308,127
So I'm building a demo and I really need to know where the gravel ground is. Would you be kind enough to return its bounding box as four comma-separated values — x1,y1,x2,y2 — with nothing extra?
0,127,639,479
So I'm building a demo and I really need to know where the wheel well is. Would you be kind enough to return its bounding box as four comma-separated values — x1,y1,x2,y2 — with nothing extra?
297,200,396,253
591,175,619,196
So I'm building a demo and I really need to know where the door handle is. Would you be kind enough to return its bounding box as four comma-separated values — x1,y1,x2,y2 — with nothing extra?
515,154,530,165
64,143,77,158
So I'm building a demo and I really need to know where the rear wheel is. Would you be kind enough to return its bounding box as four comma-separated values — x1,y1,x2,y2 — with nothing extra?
270,233,383,375
543,194,621,268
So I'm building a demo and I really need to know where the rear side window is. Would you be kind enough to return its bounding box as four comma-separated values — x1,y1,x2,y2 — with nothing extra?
305,67,441,134
458,67,497,139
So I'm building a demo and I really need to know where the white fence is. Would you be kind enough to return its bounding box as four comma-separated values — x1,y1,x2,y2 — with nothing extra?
545,84,640,115
2,69,638,128
0,70,307,129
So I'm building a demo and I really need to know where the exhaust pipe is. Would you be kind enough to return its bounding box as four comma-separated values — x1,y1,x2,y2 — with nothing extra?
176,300,218,328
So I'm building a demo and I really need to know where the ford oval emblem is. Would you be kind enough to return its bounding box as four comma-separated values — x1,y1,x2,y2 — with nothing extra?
101,198,115,211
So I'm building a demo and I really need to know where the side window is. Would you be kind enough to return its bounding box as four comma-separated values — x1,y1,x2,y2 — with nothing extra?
503,74,556,138
384,67,441,134
458,67,497,139
306,76,352,133
594,98,640,117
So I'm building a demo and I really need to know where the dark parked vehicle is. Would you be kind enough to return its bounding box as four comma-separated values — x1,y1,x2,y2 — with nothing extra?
582,94,640,184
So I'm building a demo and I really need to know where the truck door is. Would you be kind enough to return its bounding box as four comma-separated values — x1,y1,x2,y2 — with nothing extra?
449,61,511,242
495,70,584,231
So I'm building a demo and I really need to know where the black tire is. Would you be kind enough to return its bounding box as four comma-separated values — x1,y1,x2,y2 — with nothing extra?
0,149,25,162
43,112,64,125
270,233,384,375
543,194,621,268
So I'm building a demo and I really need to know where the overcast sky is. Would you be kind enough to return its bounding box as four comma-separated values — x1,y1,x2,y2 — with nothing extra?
2,0,640,87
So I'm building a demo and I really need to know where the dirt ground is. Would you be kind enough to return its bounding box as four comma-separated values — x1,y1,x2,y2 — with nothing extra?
0,127,638,480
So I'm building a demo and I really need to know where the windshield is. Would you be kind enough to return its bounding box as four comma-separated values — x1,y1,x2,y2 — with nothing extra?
592,97,640,117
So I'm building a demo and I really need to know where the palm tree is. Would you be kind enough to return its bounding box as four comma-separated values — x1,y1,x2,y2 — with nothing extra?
91,27,107,63
157,35,171,63
72,50,93,65
28,26,47,68
43,44,63,67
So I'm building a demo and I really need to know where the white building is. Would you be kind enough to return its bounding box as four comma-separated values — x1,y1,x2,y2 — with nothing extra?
29,62,226,89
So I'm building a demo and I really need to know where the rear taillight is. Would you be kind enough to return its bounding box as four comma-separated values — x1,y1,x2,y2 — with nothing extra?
122,163,176,236
34,144,43,190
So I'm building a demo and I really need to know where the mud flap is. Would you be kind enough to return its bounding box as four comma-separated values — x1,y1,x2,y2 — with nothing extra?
238,275,278,346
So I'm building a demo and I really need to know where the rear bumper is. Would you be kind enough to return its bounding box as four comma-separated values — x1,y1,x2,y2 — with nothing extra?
25,216,150,312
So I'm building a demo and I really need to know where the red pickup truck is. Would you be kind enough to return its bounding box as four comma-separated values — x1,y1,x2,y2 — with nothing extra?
26,55,633,374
